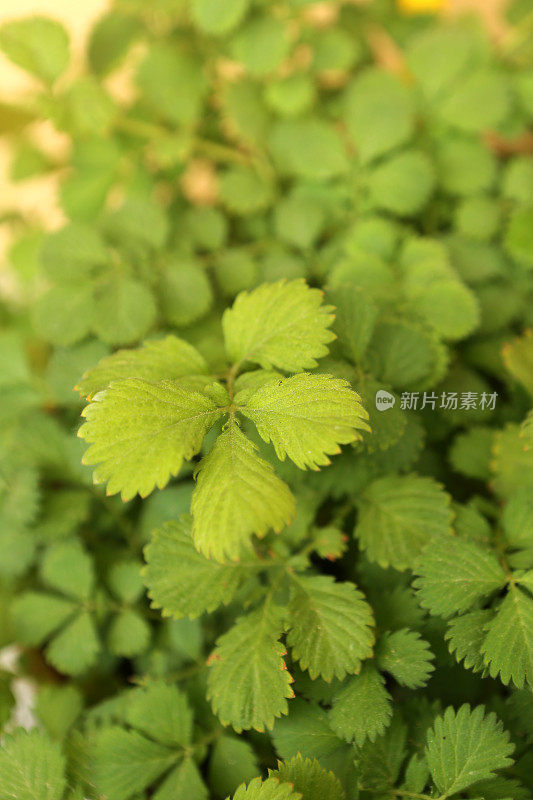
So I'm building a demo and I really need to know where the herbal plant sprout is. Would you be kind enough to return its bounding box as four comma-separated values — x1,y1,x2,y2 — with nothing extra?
0,1,532,799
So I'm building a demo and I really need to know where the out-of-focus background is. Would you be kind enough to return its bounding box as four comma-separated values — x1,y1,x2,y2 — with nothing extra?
0,0,511,272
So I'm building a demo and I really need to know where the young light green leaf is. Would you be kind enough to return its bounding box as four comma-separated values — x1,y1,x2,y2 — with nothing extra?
425,705,514,796
79,378,221,501
239,373,369,470
328,665,392,746
0,16,69,84
414,535,507,618
269,755,345,800
355,475,453,570
76,335,209,398
144,517,244,618
222,280,335,372
376,629,435,689
481,585,533,689
287,575,374,681
231,776,300,800
207,604,294,732
0,729,66,800
191,421,295,561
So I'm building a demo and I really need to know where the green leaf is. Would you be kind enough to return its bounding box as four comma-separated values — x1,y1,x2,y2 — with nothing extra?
481,585,533,689
45,611,100,675
265,74,315,118
368,150,434,217
425,705,514,796
223,280,335,371
354,475,453,570
274,193,326,250
221,166,273,216
0,729,66,800
492,423,533,498
76,335,209,398
502,487,533,550
230,17,290,77
440,69,510,133
155,758,208,800
209,736,259,798
328,665,392,746
269,119,348,180
79,379,221,501
357,715,407,793
272,699,354,789
94,727,179,800
92,277,157,346
107,559,144,604
207,604,294,732
410,279,479,342
33,285,94,347
406,26,481,100
40,223,108,284
269,755,345,800
0,16,69,84
160,259,213,327
437,136,497,196
328,284,378,363
11,592,76,646
88,11,142,76
344,69,414,164
144,517,243,618
239,373,369,470
35,684,83,740
230,777,300,800
445,609,493,674
126,681,192,748
104,198,168,252
190,0,249,35
503,330,533,396
366,319,446,390
376,629,434,689
107,609,151,657
60,78,116,138
191,421,295,561
41,539,94,601
414,535,508,618
137,44,207,125
505,207,533,267
214,250,257,299
287,575,374,681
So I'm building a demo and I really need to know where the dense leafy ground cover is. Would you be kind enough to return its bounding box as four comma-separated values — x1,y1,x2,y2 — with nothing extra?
0,1,532,798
